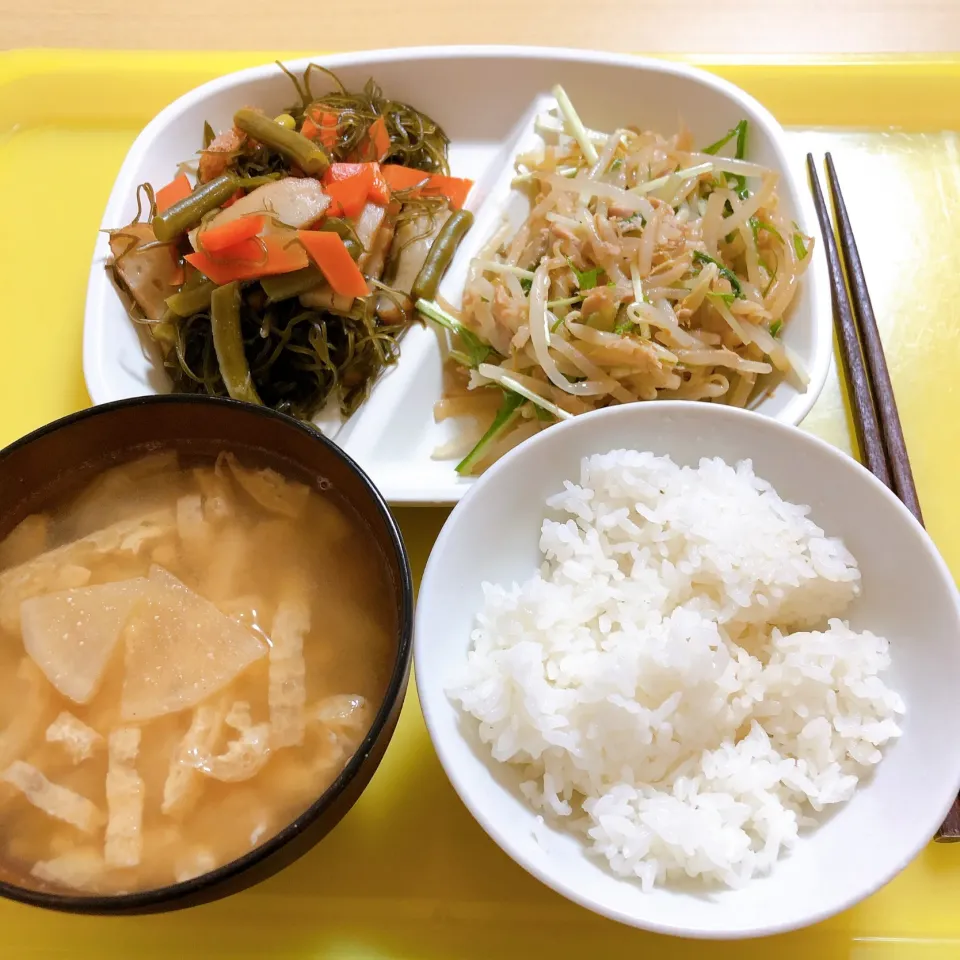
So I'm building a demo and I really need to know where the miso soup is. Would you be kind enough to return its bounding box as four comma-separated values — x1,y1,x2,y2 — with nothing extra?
0,448,396,895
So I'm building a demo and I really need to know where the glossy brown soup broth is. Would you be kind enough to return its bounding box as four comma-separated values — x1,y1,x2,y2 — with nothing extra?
0,449,395,895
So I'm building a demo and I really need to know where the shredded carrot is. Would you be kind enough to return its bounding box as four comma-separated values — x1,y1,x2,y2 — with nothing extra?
325,168,374,219
381,164,431,193
185,234,308,285
297,231,369,298
423,176,474,210
155,174,192,214
367,117,391,162
198,215,265,253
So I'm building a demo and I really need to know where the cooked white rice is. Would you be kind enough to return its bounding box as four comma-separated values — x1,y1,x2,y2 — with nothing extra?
448,451,905,890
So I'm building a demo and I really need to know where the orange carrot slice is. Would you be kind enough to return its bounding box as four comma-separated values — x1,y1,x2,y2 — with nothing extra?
155,174,192,214
375,165,474,207
185,234,308,285
297,231,369,298
301,110,339,152
381,164,431,193
423,176,474,210
324,162,390,205
325,168,374,219
322,163,366,184
367,117,391,162
368,164,391,204
197,215,265,253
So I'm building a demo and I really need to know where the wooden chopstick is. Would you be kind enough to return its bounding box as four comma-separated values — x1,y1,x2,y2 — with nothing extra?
823,154,924,525
807,154,958,841
806,155,891,488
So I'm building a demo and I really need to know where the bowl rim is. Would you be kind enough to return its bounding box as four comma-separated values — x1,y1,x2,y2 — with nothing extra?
0,394,414,913
414,400,960,939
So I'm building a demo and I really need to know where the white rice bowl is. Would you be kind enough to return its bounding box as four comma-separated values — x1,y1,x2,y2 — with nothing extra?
416,402,960,938
447,451,905,891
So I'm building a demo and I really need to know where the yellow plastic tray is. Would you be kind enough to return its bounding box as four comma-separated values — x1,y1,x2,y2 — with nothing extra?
2,49,960,959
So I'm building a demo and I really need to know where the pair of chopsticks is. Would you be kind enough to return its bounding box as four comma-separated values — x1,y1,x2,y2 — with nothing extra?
806,155,958,842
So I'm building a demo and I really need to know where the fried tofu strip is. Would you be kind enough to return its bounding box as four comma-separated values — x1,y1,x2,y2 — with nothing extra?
268,597,309,748
45,712,103,764
200,701,271,783
2,761,104,833
0,660,52,771
31,848,106,892
104,728,144,868
221,453,310,519
162,704,225,818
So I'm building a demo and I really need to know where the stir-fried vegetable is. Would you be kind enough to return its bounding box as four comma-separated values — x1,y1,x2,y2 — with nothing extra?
412,210,475,302
169,287,401,420
198,215,265,253
153,175,241,242
324,172,372,219
210,282,261,404
424,87,813,474
184,234,309,285
232,108,330,175
166,276,216,317
298,231,369,298
280,63,450,172
155,174,192,214
455,390,525,475
106,61,474,423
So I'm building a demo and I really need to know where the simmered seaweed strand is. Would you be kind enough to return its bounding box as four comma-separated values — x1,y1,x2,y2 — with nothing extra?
132,183,158,225
388,195,450,258
167,286,402,420
230,144,291,181
277,63,450,174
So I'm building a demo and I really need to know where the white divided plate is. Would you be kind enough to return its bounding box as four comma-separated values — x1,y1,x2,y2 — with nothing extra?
83,46,831,504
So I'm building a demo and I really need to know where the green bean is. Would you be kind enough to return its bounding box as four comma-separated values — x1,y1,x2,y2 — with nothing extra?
314,219,363,261
235,174,283,188
210,281,261,404
260,267,325,302
234,108,330,175
152,175,239,243
318,217,360,244
411,209,474,302
165,277,216,317
151,316,179,351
